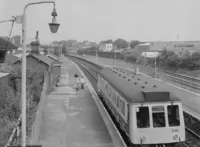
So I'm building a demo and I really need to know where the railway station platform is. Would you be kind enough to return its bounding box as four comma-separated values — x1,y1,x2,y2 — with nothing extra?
78,54,200,120
38,57,114,147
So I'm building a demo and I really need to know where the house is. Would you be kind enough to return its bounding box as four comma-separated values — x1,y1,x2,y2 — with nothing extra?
149,41,200,57
13,31,53,76
13,31,62,91
99,43,113,52
13,53,53,74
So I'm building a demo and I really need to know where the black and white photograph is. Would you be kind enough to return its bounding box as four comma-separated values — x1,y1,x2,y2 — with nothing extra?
1,0,200,147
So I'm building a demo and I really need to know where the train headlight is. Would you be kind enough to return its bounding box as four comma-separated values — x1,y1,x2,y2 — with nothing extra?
173,135,178,140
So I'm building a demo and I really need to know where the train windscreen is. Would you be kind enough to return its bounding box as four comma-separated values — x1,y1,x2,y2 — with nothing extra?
167,105,180,126
136,107,150,128
152,106,166,127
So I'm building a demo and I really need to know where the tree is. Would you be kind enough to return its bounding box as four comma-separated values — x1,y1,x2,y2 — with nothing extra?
130,40,140,49
114,39,128,49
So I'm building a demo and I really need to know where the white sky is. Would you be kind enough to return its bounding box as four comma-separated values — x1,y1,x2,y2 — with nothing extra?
1,0,200,43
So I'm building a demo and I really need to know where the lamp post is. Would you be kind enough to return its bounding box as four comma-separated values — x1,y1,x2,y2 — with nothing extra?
21,1,59,147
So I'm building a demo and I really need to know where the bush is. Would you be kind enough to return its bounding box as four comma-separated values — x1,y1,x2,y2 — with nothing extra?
0,66,45,146
125,54,137,63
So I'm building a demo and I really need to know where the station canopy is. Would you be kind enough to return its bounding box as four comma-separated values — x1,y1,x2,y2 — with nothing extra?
0,37,19,50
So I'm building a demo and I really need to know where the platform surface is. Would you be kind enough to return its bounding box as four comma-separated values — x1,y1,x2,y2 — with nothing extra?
39,57,113,147
80,54,200,119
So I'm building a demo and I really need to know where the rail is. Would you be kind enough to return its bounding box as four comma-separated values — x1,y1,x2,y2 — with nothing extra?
160,73,200,94
71,57,127,147
71,56,200,146
158,69,200,83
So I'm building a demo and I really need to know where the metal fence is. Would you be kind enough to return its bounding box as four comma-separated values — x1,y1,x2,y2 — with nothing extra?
158,69,200,94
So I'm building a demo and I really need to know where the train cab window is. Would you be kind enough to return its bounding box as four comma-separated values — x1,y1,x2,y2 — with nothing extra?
136,107,150,128
152,106,166,128
167,105,180,126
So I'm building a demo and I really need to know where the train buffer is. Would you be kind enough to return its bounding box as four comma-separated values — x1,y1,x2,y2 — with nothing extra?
38,58,114,147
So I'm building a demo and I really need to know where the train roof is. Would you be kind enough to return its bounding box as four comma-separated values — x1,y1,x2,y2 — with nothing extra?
99,67,181,103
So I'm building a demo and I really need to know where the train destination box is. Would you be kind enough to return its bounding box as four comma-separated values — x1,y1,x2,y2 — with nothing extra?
141,90,170,102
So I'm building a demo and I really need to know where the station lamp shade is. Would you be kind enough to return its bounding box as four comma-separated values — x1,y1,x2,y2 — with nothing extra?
49,6,60,33
49,17,60,33
49,22,60,33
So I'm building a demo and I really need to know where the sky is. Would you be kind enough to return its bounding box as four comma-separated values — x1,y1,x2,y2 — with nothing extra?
1,0,200,44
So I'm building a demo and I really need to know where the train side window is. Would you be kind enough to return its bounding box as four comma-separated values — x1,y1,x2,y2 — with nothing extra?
122,101,125,115
108,87,111,97
152,106,166,128
111,89,114,101
114,93,116,105
119,99,122,110
136,107,150,128
167,105,180,126
110,89,113,100
113,92,116,103
116,95,120,108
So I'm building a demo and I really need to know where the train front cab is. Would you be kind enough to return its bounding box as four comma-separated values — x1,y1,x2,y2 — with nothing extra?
129,102,185,146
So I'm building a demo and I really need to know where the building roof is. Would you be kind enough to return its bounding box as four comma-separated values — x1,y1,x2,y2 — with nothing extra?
0,37,19,50
0,72,10,78
14,53,53,66
150,41,200,52
28,53,53,66
99,67,180,103
46,53,58,61
138,43,150,46
4,54,19,64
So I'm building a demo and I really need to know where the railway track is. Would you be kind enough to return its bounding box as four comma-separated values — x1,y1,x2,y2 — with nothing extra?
69,55,200,147
70,57,132,146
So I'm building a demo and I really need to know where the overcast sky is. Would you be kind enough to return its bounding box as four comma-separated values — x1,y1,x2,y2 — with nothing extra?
1,0,200,43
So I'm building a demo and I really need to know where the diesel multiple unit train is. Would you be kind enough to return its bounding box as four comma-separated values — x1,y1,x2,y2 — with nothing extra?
97,67,185,147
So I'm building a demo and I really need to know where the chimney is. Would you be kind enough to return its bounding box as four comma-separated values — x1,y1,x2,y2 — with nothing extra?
30,31,40,54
